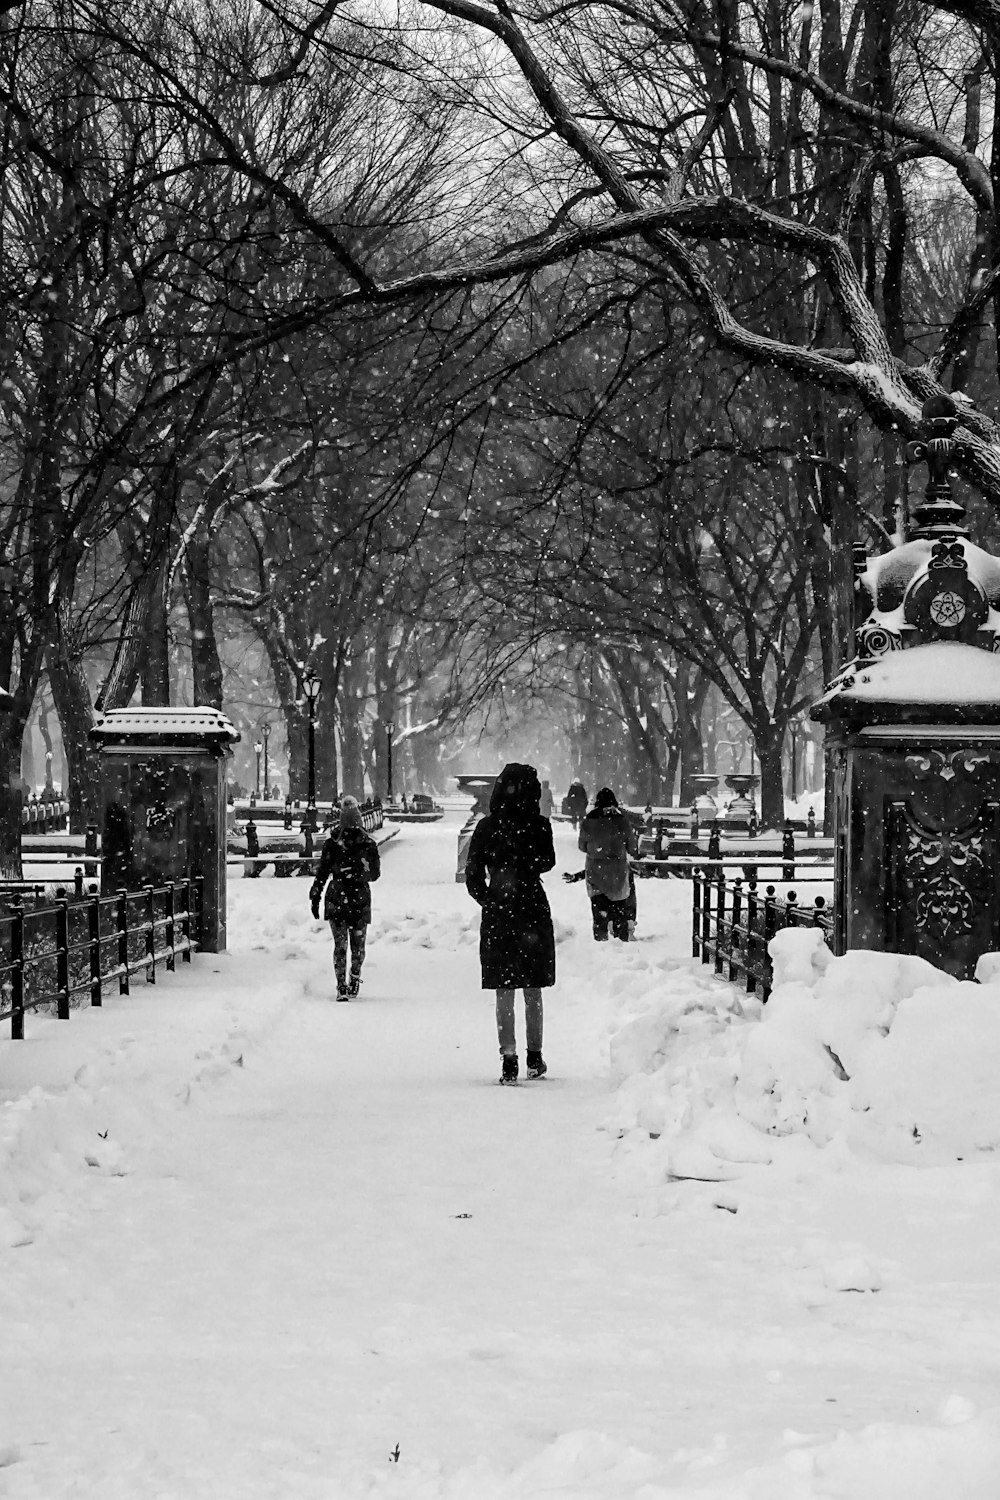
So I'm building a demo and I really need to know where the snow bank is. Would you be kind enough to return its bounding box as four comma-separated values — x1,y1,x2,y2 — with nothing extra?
0,896,314,1254
607,929,1000,1173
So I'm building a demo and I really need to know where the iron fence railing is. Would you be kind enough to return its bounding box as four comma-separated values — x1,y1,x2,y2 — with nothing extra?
0,876,202,1039
692,866,832,1001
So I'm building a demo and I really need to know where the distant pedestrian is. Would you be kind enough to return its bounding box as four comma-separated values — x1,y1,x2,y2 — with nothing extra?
465,762,556,1084
577,787,637,942
564,779,587,830
309,796,381,1000
539,779,554,818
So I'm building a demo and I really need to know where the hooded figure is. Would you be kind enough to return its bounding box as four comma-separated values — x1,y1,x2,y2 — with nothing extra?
578,787,637,941
564,779,588,830
465,763,556,1083
309,795,381,1000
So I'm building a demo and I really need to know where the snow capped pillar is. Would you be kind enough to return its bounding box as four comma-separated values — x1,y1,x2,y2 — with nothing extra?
89,708,240,952
812,394,1000,979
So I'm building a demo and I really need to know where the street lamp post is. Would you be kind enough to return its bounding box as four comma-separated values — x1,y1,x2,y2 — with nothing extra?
254,739,262,798
386,720,394,804
261,722,271,799
303,669,322,830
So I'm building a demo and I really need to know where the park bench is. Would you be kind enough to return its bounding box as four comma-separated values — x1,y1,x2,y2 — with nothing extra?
240,824,398,878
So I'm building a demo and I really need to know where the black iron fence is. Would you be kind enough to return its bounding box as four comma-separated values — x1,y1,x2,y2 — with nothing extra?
0,877,202,1039
637,820,834,878
692,865,832,1001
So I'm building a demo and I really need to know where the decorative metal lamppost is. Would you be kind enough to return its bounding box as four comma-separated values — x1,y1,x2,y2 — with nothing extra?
253,738,262,797
261,721,271,799
303,669,322,830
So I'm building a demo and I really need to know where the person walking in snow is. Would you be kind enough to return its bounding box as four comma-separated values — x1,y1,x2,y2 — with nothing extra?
539,779,554,818
309,795,381,1000
564,779,587,830
465,762,556,1084
576,787,637,942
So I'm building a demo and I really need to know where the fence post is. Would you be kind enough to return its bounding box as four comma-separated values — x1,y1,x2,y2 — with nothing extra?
692,868,702,958
700,865,712,962
56,897,70,1019
145,885,156,983
729,878,742,982
181,877,193,961
785,892,798,932
714,869,726,974
165,883,176,972
117,889,130,995
762,886,777,1001
807,805,816,838
782,823,796,881
814,894,827,927
88,892,102,1006
745,878,758,995
10,897,24,1040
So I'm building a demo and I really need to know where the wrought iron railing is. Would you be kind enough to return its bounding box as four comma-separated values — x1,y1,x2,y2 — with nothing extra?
0,877,202,1040
692,866,832,1001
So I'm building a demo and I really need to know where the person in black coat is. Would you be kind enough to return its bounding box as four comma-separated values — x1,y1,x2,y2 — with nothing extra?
576,786,637,941
309,796,381,1000
564,779,588,830
465,762,556,1084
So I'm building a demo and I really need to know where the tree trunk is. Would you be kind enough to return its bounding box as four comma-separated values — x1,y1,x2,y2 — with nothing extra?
182,539,224,708
285,714,308,802
756,730,785,831
338,666,366,800
141,560,171,705
0,726,24,878
47,631,101,834
675,664,708,805
314,692,340,803
664,743,680,805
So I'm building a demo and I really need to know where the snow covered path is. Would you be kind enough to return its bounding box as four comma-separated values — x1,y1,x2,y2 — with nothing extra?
2,812,999,1497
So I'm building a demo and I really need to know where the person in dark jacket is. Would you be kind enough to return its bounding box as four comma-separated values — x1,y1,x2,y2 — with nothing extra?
465,762,556,1084
577,787,637,942
309,795,381,1000
564,779,588,830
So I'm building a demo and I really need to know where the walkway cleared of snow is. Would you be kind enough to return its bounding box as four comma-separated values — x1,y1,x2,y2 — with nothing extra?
1,810,998,1497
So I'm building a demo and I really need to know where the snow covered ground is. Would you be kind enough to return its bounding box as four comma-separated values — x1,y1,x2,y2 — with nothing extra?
1,809,998,1498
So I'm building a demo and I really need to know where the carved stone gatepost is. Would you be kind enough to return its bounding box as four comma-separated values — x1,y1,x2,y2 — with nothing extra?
811,394,1000,980
90,708,240,952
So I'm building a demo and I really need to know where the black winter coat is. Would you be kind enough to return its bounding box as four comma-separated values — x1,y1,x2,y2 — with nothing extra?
309,827,381,925
465,812,556,990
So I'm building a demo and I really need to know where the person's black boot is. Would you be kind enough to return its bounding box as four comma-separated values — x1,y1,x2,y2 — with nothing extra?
500,1053,519,1085
526,1051,547,1079
348,972,362,998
